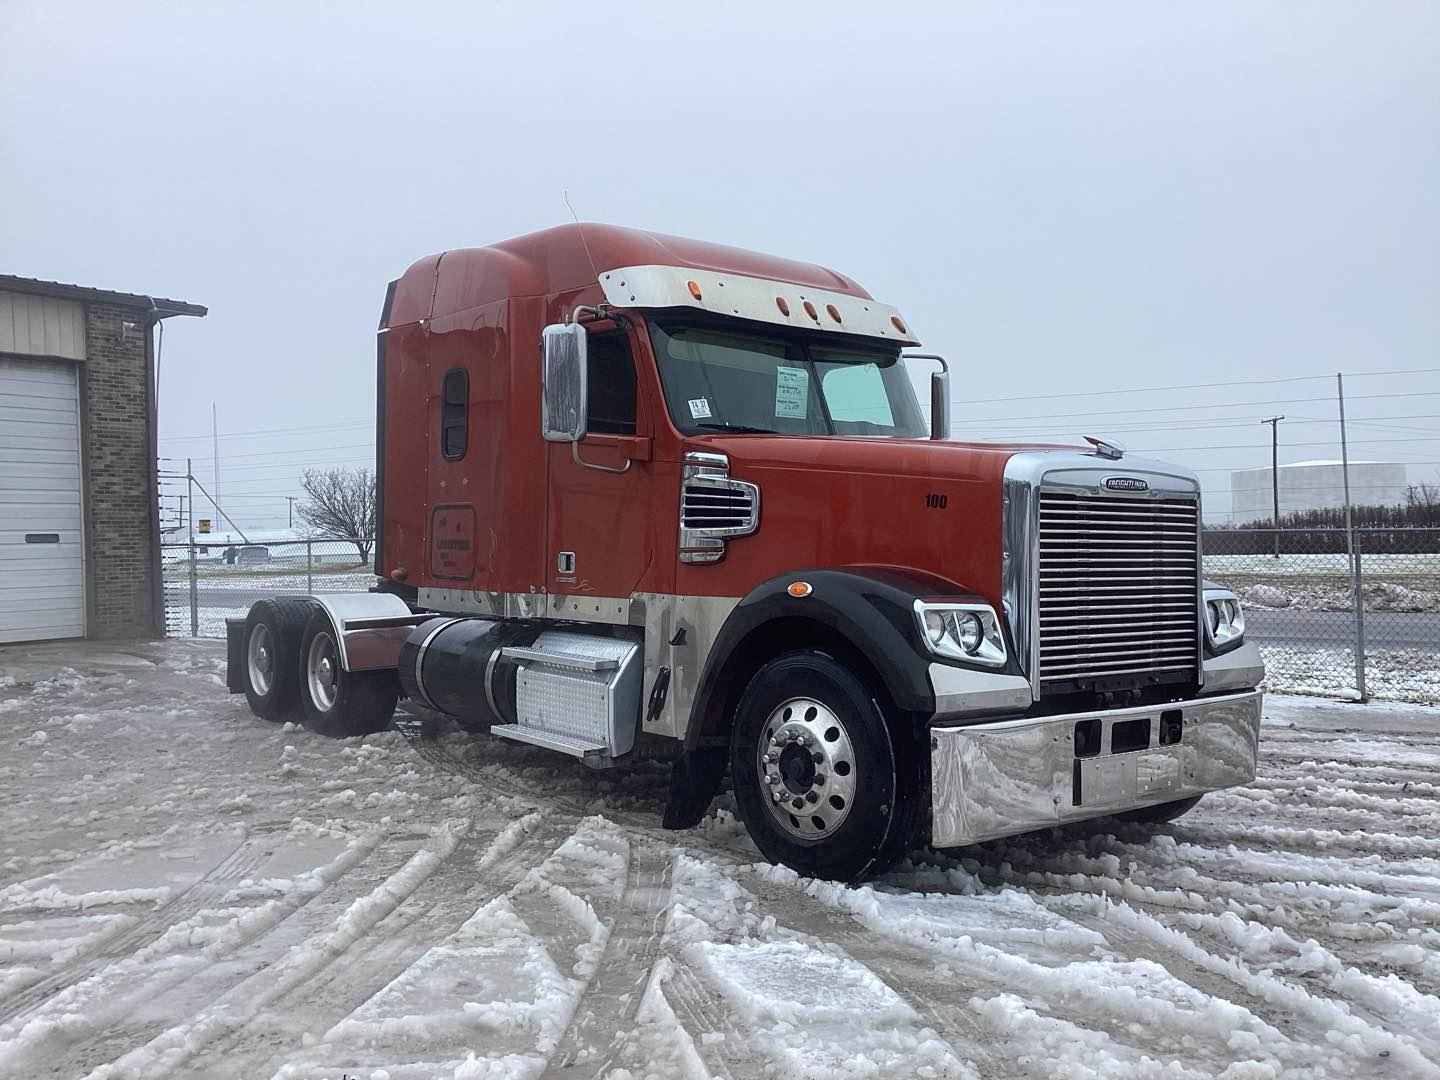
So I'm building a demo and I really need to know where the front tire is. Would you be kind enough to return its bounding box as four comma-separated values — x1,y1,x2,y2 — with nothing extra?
241,598,313,721
298,609,399,738
729,650,921,882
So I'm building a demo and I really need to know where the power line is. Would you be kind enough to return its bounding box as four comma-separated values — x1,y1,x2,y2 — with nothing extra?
955,390,1440,426
948,367,1440,408
159,419,372,443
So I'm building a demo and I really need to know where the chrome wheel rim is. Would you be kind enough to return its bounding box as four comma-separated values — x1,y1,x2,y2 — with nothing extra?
306,630,339,712
755,696,857,840
247,623,274,696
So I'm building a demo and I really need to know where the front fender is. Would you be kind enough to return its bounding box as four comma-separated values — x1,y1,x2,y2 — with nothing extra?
685,567,993,744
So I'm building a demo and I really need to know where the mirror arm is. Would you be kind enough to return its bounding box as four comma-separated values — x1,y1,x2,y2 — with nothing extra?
572,440,632,474
570,303,632,331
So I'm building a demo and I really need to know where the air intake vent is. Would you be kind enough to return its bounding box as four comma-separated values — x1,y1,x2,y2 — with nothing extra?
679,453,760,563
682,482,757,531
1037,491,1200,688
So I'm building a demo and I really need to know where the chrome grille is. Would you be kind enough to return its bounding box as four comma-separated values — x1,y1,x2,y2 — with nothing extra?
1037,491,1199,685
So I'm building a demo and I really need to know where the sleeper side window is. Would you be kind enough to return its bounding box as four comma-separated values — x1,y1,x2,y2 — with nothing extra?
585,332,638,436
440,367,468,460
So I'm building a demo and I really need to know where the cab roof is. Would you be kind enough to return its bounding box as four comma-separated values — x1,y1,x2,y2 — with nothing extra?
385,223,879,328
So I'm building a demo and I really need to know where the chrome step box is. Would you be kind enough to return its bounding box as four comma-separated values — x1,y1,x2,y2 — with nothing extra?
493,631,642,759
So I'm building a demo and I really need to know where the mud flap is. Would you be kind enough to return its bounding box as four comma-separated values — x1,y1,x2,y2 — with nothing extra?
662,742,729,830
225,618,247,693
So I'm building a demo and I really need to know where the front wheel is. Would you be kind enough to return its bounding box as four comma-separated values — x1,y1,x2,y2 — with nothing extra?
298,610,399,738
729,650,921,882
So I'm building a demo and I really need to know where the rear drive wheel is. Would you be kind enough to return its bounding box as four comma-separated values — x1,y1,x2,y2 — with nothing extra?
730,650,921,882
1116,794,1203,824
241,598,312,721
298,609,399,738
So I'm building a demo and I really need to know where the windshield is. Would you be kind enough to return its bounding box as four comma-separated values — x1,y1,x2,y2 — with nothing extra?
648,322,928,437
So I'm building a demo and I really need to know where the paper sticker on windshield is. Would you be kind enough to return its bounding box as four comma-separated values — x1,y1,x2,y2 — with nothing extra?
775,366,809,419
688,398,712,419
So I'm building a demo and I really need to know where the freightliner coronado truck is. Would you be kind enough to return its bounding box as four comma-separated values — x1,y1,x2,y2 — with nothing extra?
227,224,1264,881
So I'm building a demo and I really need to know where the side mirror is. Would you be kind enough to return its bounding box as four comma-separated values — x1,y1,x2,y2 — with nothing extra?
930,369,950,440
904,353,951,441
541,323,588,442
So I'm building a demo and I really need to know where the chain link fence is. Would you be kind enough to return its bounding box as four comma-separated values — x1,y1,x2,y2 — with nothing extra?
1203,527,1440,703
162,538,378,638
163,530,1439,704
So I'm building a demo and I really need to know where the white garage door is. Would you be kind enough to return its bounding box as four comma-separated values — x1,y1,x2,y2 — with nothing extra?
0,356,85,642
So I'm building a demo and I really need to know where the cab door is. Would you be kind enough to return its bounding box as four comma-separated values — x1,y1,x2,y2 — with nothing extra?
545,326,657,602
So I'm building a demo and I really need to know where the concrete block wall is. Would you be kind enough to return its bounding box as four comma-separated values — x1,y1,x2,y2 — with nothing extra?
82,302,158,638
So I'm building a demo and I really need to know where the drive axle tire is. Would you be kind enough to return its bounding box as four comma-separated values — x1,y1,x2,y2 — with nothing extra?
298,609,399,738
1116,795,1203,824
241,598,313,722
730,650,922,883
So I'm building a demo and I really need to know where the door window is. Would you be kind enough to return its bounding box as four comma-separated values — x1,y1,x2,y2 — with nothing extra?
586,332,637,435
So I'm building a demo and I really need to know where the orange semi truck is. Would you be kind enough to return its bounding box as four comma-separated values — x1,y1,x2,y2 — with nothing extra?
227,224,1264,881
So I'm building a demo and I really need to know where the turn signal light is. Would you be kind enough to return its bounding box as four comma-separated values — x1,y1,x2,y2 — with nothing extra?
687,280,703,301
787,581,813,598
390,567,408,581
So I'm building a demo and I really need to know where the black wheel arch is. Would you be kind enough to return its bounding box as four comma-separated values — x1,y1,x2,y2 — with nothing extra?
685,566,990,749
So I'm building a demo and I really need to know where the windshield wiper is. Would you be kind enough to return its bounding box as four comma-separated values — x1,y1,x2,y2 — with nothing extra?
693,423,779,434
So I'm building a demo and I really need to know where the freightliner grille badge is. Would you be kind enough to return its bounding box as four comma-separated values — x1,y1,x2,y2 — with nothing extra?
1102,476,1150,492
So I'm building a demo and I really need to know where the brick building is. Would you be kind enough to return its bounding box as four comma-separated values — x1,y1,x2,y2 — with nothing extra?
0,276,205,643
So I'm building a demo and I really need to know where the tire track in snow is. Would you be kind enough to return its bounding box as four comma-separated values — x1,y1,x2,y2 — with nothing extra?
203,812,558,1077
0,830,271,1024
749,865,1290,1077
540,840,676,1078
1154,905,1440,1052
1041,892,1440,1078
0,830,383,1077
76,817,474,1080
658,958,753,1079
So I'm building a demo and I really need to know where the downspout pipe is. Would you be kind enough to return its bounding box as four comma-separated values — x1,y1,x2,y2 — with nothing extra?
143,298,206,639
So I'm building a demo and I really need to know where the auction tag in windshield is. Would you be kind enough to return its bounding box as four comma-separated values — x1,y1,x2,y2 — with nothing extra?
775,366,809,418
688,398,712,419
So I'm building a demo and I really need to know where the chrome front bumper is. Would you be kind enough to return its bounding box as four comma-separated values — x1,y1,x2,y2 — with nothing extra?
929,688,1262,847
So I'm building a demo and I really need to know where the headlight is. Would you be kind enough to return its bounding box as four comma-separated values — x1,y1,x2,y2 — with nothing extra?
1204,587,1246,652
914,601,1007,667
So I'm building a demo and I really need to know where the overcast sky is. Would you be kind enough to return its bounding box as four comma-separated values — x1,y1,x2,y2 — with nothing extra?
3,1,1437,528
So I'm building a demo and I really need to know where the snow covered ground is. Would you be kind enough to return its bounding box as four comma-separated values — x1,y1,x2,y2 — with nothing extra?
2,640,1438,1080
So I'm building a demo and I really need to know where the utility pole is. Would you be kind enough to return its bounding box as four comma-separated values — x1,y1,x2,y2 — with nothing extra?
211,403,221,527
1337,373,1366,700
1260,415,1285,558
287,496,296,529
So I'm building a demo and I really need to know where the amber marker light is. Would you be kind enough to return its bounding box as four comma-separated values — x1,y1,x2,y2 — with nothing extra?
826,303,842,323
787,581,813,598
390,568,408,581
891,315,907,334
803,300,819,321
776,297,790,316
687,280,703,301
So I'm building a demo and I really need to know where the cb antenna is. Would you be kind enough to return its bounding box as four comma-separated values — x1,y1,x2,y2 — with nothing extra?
564,189,601,284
